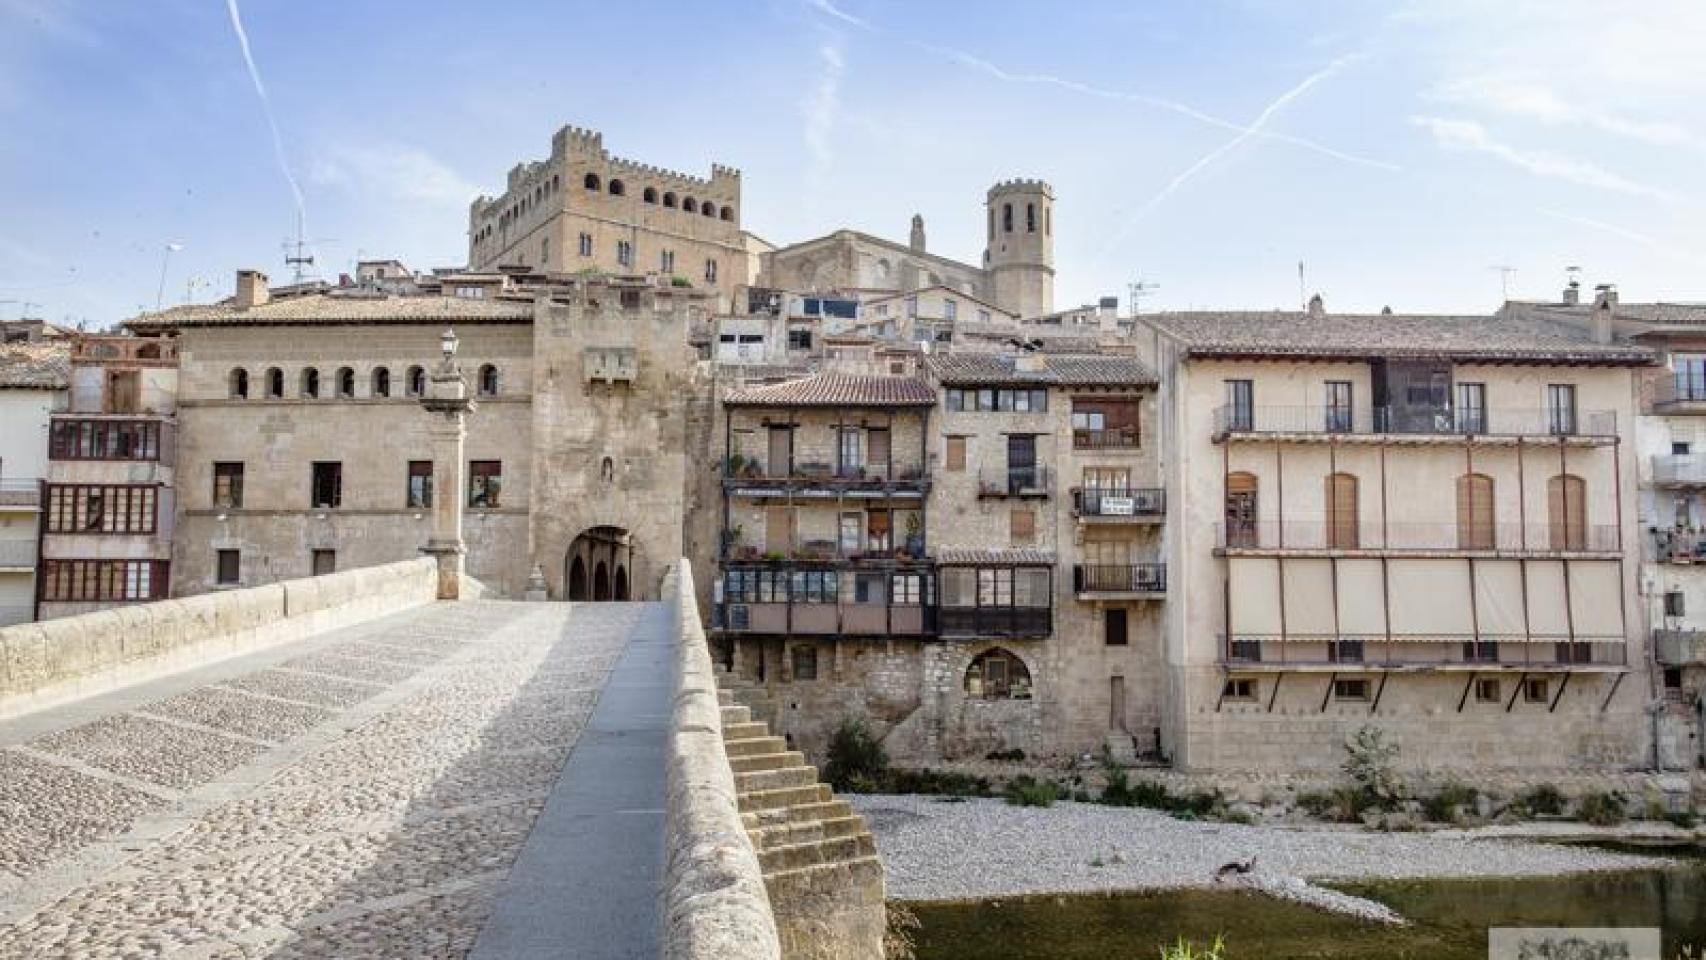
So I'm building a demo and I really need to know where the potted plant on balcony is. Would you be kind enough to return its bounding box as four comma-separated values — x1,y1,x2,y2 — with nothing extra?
904,513,924,558
720,525,744,555
724,453,745,477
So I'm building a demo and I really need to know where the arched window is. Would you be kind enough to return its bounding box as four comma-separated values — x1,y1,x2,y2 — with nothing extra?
608,179,625,196
1026,202,1036,233
584,172,601,191
372,367,390,398
964,648,1032,700
643,186,658,203
335,366,355,399
1456,473,1496,549
1225,472,1258,547
300,368,320,399
478,364,499,397
1002,203,1013,233
663,191,677,208
229,368,249,399
406,365,425,398
1548,474,1587,550
683,197,697,214
720,205,734,221
701,202,715,218
266,367,284,398
1325,473,1358,549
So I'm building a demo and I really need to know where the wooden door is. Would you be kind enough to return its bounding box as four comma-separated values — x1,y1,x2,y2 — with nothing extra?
767,427,792,478
1548,474,1586,550
765,506,795,554
1226,472,1258,547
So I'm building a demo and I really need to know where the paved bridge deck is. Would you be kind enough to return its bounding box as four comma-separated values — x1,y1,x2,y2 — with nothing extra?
0,599,670,959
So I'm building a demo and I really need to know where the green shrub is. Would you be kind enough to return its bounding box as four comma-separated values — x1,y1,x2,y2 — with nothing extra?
1342,727,1402,809
1099,771,1222,818
1158,934,1227,960
669,275,692,287
1578,790,1626,827
1297,786,1371,823
984,748,1027,762
822,719,887,792
1423,782,1482,823
1514,783,1566,817
1667,809,1700,830
885,767,991,798
1003,775,1061,808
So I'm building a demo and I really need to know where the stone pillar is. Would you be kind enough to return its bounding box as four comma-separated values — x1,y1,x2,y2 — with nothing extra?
420,327,476,600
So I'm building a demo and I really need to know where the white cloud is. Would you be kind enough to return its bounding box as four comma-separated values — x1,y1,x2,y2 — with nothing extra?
801,43,844,197
1410,115,1674,201
802,0,868,30
311,145,480,207
1430,75,1696,148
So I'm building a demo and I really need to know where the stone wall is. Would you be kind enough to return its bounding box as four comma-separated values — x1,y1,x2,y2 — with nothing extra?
0,557,437,718
662,558,782,960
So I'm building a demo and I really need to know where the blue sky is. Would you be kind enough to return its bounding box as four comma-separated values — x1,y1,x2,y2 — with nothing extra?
1,0,1702,326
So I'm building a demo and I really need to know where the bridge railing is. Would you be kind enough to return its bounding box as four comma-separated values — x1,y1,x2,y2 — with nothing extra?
662,558,782,960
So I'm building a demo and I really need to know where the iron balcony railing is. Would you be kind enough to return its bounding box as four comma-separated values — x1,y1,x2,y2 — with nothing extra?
1072,426,1140,449
1652,454,1706,486
977,465,1051,498
1073,563,1166,593
1214,405,1616,439
1220,634,1627,668
0,539,38,568
1073,487,1165,518
722,457,929,487
1219,520,1619,553
1654,629,1706,666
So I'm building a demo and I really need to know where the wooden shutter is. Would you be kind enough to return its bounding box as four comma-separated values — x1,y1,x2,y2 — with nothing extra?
1325,473,1359,548
1010,509,1036,545
1548,474,1586,550
1456,474,1494,549
945,436,966,471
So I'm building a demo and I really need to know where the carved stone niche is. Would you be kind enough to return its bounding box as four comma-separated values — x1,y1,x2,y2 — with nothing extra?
583,346,638,383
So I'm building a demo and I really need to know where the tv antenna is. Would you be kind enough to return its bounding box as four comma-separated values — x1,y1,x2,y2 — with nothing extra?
1128,278,1160,316
281,212,334,284
1489,264,1517,301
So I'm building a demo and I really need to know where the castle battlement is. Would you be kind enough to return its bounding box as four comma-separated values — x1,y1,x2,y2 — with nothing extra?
987,178,1055,199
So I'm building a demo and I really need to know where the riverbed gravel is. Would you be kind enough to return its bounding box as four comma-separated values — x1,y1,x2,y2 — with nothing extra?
853,794,1674,904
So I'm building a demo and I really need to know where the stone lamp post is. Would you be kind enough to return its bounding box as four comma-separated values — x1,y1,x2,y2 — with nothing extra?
420,326,476,600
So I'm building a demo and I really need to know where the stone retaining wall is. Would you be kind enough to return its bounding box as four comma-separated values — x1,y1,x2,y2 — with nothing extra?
662,559,782,960
0,558,439,718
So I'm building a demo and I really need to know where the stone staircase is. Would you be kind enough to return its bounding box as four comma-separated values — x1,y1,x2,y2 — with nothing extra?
716,668,886,959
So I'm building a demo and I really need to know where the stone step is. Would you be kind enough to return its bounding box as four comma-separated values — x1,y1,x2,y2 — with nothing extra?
716,688,734,705
758,836,878,876
722,721,771,741
720,704,752,725
762,854,885,889
724,736,788,758
728,750,807,774
741,798,853,829
735,765,818,794
737,783,832,813
747,813,867,852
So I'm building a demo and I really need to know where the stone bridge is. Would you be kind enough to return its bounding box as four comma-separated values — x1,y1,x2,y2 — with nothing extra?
0,559,880,959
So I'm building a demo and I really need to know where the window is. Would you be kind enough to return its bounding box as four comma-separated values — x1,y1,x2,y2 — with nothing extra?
469,460,502,507
663,191,677,208
661,250,675,273
892,574,923,605
1474,678,1501,703
1456,473,1495,549
1010,509,1035,545
1026,203,1036,232
978,309,991,324
478,364,499,397
1548,474,1587,550
608,178,624,196
790,570,838,603
705,259,718,283
213,462,244,509
540,237,549,263
791,644,818,681
336,367,355,398
854,573,886,603
266,368,284,398
1666,590,1686,618
311,462,342,509
616,240,633,267
1664,667,1683,690
370,367,391,397
407,460,433,508
945,436,967,471
788,328,812,350
456,285,486,299
406,366,426,397
643,187,658,204
1072,399,1139,447
1324,381,1352,432
1325,473,1359,549
1104,608,1128,646
1002,203,1013,233
229,368,249,399
216,549,240,586
1333,678,1371,701
300,368,320,399
105,370,140,413
1524,677,1550,704
1225,472,1258,548
40,559,167,601
905,296,918,319
944,299,958,321
1674,355,1706,402
1224,380,1254,431
1223,678,1257,702
944,388,1048,413
838,512,862,555
837,428,863,476
312,549,337,576
1547,384,1577,435
49,420,161,461
965,648,1031,700
584,172,600,190
720,205,734,221
683,197,697,213
578,233,593,257
46,485,158,534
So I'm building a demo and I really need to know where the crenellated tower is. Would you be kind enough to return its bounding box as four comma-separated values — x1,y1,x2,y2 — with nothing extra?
983,179,1055,319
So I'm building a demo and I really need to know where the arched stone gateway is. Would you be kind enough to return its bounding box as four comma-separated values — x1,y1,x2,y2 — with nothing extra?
564,526,636,601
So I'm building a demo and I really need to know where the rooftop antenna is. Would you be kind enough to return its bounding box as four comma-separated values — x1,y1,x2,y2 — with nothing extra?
184,276,212,305
155,242,184,310
1128,278,1160,316
1297,261,1307,311
1489,264,1517,301
281,211,334,284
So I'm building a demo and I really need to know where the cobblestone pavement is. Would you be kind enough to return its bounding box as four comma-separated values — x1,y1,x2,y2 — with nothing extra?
0,600,647,959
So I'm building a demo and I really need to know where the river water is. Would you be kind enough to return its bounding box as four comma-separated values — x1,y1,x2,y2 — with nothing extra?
909,849,1706,959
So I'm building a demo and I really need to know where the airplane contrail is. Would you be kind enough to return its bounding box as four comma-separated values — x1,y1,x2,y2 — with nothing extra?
225,0,308,230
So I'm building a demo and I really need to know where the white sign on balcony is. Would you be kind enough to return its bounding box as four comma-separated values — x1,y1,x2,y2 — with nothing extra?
1100,496,1135,516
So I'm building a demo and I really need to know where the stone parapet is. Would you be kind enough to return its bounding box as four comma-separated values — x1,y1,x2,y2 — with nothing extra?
0,557,437,718
663,558,783,960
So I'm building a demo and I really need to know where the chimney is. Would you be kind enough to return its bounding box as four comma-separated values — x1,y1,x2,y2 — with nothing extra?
1306,293,1325,317
909,214,926,253
1562,279,1580,305
1593,283,1618,310
1098,296,1119,317
235,269,270,308
1590,285,1615,344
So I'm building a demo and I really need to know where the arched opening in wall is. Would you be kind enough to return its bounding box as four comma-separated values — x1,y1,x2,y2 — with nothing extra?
301,368,320,398
643,186,658,203
229,368,249,399
372,367,391,397
720,205,733,221
406,365,425,397
584,172,601,190
266,367,284,398
478,364,499,397
568,557,588,601
1456,473,1496,550
1548,473,1587,550
965,647,1032,700
609,179,625,196
701,203,714,218
336,366,355,398
682,197,697,214
564,525,636,602
663,191,677,208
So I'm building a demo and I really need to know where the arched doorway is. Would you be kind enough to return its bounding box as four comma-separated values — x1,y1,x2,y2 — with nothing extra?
568,557,588,601
565,526,636,601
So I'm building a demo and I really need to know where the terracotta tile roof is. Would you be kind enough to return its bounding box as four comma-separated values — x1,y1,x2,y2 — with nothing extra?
1145,311,1653,365
926,352,1156,387
723,373,937,407
936,548,1056,565
0,340,70,389
128,291,535,329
